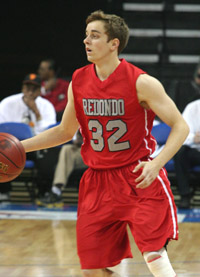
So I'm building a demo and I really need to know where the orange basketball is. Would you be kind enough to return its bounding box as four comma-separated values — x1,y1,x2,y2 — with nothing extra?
0,133,26,182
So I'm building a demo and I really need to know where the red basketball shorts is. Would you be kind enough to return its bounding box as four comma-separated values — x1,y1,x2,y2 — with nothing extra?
76,161,178,269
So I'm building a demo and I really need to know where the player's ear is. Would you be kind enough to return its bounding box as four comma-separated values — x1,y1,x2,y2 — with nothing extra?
110,38,120,51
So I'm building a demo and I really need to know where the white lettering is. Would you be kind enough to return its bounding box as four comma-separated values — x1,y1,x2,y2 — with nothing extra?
82,99,125,117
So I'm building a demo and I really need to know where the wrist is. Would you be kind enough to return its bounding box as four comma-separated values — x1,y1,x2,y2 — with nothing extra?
151,157,164,171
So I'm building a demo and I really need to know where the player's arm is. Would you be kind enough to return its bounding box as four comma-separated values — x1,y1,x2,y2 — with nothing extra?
134,74,189,188
21,82,79,153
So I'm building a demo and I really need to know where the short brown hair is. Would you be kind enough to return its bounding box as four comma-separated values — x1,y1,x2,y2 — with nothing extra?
86,10,129,54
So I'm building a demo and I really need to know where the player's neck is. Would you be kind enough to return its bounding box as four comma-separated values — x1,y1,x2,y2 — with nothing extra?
95,57,121,81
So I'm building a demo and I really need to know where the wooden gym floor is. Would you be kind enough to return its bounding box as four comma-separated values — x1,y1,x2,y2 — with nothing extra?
0,207,199,277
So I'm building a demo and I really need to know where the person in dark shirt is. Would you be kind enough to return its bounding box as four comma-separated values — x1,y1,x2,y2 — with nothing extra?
38,59,69,121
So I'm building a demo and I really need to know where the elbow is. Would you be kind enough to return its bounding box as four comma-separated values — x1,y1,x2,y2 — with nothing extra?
58,125,76,143
185,121,190,135
60,130,74,144
66,132,75,142
183,120,190,139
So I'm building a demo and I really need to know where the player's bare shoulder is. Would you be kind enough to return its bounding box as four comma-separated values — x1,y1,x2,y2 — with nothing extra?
136,73,166,105
67,81,75,103
136,73,152,89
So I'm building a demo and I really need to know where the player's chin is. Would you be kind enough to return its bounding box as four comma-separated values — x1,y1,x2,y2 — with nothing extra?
86,56,94,63
86,53,96,62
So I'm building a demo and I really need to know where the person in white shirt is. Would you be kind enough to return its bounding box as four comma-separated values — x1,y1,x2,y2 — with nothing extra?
174,99,200,208
0,73,56,135
0,73,57,200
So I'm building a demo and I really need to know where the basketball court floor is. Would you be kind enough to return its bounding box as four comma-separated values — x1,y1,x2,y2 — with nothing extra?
0,203,199,276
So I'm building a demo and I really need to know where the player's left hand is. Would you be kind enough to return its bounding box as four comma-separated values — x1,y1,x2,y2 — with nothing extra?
133,160,160,189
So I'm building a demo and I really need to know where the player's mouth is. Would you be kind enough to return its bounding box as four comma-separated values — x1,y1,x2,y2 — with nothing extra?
86,48,92,54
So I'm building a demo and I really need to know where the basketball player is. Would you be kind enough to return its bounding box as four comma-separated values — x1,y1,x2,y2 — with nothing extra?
21,10,189,277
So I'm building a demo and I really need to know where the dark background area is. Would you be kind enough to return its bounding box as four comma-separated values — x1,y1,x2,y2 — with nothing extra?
0,0,122,99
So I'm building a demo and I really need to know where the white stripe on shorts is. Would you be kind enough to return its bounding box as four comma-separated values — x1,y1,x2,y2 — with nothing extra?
158,169,177,239
147,158,177,239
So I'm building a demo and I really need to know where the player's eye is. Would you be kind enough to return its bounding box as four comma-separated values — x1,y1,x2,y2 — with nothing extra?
84,32,99,40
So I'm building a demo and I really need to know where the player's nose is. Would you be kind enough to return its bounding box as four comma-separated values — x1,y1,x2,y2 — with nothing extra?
83,36,90,45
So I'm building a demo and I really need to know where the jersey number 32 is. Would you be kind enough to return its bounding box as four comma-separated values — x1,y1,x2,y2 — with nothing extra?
88,119,130,152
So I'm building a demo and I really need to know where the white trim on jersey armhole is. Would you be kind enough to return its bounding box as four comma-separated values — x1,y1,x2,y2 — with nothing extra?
144,109,153,155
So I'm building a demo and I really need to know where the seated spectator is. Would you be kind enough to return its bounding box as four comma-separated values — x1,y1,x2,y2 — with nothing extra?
38,59,69,121
0,73,56,134
174,99,200,209
174,63,200,113
0,73,57,201
37,130,88,207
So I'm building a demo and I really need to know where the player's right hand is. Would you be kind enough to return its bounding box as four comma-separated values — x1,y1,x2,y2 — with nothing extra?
133,160,160,189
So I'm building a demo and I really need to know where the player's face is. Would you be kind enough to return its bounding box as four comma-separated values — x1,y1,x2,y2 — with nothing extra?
84,20,113,63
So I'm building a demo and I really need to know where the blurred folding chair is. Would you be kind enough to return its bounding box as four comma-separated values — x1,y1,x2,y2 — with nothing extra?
151,122,171,146
45,121,60,129
0,122,36,201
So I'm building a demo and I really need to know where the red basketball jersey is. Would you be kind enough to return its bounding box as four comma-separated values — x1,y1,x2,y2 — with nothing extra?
72,59,156,169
